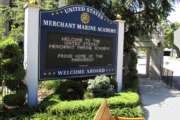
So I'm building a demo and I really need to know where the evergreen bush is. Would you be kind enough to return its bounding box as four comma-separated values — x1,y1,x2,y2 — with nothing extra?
0,37,25,89
37,92,142,120
39,80,61,91
55,80,84,100
86,75,115,98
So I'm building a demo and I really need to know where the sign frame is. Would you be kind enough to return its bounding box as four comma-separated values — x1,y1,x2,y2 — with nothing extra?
39,5,118,80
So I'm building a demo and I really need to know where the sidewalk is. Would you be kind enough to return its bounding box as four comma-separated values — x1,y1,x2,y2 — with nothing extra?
139,78,180,120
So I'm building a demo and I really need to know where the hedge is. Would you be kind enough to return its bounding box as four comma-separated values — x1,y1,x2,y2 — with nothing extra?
40,92,140,116
20,107,143,120
2,92,144,120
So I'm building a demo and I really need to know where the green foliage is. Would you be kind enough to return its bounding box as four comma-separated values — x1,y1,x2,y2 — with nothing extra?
40,92,140,115
0,18,5,39
0,0,25,42
0,37,25,82
0,0,60,43
164,22,180,48
68,0,176,90
164,22,180,57
29,92,142,120
86,75,115,98
0,0,178,92
2,92,143,119
83,90,94,99
41,0,59,10
30,113,60,120
0,1,25,85
110,75,118,91
55,80,84,100
39,80,61,91
164,25,173,48
3,81,27,107
111,107,144,117
28,112,96,120
68,0,175,39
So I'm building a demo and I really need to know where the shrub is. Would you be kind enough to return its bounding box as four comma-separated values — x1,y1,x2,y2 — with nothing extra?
110,75,117,91
111,107,144,117
84,90,94,99
15,107,144,120
30,112,96,120
3,94,18,106
39,80,61,91
39,94,60,111
30,92,142,120
15,81,27,106
3,86,26,107
86,75,115,98
55,80,84,100
0,37,25,91
40,92,140,116
4,92,143,119
31,113,60,120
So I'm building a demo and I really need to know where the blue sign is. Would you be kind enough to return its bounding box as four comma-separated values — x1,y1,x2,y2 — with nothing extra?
39,5,118,80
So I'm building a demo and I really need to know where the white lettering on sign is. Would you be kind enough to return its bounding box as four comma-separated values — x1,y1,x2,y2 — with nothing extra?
86,68,106,74
57,69,85,76
42,19,116,34
64,6,86,14
76,24,96,31
56,68,108,76
97,27,116,33
62,6,106,21
43,20,76,29
86,7,104,20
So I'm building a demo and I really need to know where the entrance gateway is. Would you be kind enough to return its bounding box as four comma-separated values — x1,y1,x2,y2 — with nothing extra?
24,4,124,107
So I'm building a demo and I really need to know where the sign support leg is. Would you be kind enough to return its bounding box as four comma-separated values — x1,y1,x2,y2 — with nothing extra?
24,5,39,107
115,20,125,92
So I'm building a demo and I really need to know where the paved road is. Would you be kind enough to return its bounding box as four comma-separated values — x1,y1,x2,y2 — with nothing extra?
139,78,180,120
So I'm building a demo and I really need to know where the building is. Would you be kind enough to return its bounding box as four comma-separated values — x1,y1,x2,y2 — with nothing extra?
135,26,164,80
174,28,180,50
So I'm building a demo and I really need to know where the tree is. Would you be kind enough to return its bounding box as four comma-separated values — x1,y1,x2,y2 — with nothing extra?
67,0,178,89
0,0,63,77
164,22,180,57
0,1,26,86
0,0,178,90
0,0,60,43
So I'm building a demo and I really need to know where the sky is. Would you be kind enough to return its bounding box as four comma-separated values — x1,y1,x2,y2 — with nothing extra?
168,3,180,23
